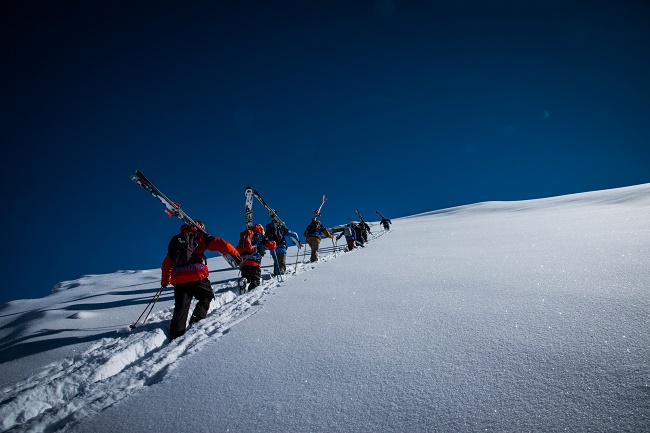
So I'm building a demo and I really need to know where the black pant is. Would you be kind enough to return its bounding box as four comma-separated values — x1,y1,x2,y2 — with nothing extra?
241,265,262,290
169,278,214,340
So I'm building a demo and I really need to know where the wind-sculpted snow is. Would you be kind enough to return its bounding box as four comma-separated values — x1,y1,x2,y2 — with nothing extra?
0,231,387,433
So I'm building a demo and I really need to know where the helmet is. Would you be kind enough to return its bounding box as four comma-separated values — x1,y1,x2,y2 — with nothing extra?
195,220,205,230
252,224,264,234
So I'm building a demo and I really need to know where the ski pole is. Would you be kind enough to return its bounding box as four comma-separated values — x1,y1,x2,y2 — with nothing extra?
271,250,281,281
332,237,337,257
130,285,165,329
294,243,301,275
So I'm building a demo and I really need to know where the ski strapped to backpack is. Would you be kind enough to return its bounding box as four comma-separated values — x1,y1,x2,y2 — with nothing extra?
253,189,300,247
252,190,287,228
355,208,367,226
130,170,240,268
315,194,326,217
245,186,254,229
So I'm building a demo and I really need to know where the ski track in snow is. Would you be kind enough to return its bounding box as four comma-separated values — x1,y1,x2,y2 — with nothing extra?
0,228,389,433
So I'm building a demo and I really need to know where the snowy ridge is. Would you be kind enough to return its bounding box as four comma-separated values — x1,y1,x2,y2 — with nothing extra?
0,230,386,433
405,182,650,218
1,183,648,432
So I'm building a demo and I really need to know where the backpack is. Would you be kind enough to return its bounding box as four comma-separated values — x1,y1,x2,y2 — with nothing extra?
236,229,255,253
168,231,198,266
306,221,319,234
266,221,283,243
343,225,354,237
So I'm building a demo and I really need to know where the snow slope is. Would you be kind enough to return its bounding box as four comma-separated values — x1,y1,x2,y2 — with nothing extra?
1,184,649,432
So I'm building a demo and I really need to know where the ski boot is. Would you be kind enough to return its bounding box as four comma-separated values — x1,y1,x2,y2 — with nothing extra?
238,277,249,295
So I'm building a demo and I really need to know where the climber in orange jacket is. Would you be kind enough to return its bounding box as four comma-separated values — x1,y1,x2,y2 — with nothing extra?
161,221,241,340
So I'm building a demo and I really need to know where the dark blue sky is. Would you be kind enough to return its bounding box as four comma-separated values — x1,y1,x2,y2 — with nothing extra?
1,0,649,304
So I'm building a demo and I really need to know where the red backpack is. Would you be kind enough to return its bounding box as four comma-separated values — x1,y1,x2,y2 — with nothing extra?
236,229,255,253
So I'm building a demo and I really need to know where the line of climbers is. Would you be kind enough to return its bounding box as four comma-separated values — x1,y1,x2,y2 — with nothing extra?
160,211,392,340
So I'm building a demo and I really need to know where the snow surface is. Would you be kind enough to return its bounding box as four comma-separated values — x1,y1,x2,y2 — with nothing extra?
1,184,649,432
